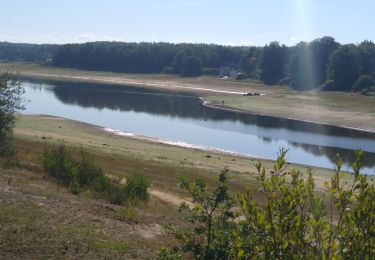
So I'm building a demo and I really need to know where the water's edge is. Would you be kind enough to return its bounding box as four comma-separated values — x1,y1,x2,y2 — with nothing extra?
22,114,335,173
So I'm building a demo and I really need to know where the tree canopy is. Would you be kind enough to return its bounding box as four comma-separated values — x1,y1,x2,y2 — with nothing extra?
0,42,58,62
260,42,288,84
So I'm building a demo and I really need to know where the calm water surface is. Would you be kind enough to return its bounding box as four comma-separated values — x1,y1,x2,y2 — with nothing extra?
22,80,375,175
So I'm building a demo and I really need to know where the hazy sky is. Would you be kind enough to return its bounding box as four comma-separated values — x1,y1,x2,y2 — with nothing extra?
1,0,374,46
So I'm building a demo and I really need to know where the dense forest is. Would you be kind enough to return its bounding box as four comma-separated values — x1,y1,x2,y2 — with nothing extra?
1,38,375,93
0,42,59,63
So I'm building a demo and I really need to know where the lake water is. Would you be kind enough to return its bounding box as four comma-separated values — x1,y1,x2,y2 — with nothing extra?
22,80,375,175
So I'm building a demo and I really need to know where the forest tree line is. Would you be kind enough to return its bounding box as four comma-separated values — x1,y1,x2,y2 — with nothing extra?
1,37,375,93
0,42,59,63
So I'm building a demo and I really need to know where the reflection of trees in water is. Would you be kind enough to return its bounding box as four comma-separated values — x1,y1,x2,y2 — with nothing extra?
51,82,204,118
46,81,375,139
289,141,375,169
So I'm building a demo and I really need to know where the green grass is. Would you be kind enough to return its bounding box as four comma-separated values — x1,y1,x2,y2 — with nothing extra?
61,224,133,253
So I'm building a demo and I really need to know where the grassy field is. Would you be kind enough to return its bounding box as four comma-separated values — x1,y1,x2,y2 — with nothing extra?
1,62,375,131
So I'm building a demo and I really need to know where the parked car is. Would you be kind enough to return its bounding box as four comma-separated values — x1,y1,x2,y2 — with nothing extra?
242,92,261,96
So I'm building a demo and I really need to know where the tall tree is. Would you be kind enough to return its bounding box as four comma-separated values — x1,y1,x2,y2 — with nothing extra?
309,36,340,86
260,42,288,84
289,37,339,90
327,45,363,91
0,73,24,155
358,40,375,76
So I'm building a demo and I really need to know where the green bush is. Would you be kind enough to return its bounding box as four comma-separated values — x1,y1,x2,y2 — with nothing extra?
118,205,138,223
352,74,374,92
42,144,77,186
92,174,111,194
42,144,151,205
104,182,127,205
77,152,105,187
104,174,150,205
42,145,106,192
124,174,151,202
162,150,375,259
105,174,151,205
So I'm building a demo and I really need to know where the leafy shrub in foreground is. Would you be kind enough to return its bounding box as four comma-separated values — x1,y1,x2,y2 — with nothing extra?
161,168,236,259
161,150,375,259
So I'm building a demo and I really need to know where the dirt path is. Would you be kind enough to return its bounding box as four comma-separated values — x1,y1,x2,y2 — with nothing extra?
150,189,192,207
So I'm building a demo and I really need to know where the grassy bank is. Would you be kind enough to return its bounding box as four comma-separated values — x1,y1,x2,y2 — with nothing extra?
1,62,375,131
15,115,344,189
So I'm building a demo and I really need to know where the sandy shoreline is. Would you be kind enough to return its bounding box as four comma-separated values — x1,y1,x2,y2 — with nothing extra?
103,127,269,161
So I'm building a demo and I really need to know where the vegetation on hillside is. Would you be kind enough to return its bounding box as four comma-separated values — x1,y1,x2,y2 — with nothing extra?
42,144,150,205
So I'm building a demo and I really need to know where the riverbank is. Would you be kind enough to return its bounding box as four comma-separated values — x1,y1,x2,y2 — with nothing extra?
1,62,375,132
15,115,356,190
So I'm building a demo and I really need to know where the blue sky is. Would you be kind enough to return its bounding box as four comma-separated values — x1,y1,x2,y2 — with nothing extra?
1,0,374,46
